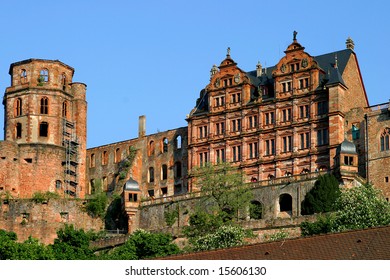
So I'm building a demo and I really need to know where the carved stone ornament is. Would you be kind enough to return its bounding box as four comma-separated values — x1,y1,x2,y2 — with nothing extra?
301,58,308,68
234,73,240,84
280,64,286,73
214,78,220,88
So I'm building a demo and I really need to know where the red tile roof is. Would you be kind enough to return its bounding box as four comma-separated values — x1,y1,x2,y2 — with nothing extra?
160,226,390,260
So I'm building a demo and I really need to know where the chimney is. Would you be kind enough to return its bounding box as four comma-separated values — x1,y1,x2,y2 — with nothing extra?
138,115,146,138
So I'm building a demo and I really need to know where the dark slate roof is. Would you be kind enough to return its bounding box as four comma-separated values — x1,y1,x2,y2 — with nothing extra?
160,226,390,260
336,139,357,155
314,48,353,76
123,178,140,191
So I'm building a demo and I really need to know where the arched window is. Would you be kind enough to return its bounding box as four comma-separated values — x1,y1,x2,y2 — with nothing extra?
115,148,121,163
102,151,108,165
249,200,263,220
162,138,168,153
175,135,182,149
40,97,49,114
380,128,390,151
39,122,48,137
39,69,49,82
61,73,66,90
56,180,62,189
15,123,22,139
149,167,155,183
149,140,155,156
14,98,22,116
279,193,293,212
62,101,68,118
161,164,168,180
20,69,27,83
175,161,182,178
90,153,95,168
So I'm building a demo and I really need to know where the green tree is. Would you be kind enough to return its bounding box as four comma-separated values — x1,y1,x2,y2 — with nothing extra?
301,174,341,215
191,162,252,220
300,183,390,236
0,230,18,260
50,224,96,260
107,229,180,259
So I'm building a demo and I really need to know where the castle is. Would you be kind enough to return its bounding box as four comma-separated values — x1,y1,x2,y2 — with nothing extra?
1,33,390,242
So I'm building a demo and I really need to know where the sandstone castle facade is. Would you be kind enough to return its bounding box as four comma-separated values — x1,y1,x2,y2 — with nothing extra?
1,34,390,242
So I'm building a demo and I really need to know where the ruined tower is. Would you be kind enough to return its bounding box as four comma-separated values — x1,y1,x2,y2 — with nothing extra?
1,59,87,198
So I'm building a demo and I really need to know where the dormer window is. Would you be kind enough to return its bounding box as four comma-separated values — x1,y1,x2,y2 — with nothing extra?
290,62,300,72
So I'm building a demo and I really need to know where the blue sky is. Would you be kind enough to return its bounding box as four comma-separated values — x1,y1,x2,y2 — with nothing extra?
1,0,389,148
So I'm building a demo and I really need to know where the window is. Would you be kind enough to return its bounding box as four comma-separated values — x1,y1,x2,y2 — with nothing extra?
149,167,155,183
214,96,225,107
161,164,168,180
290,62,300,72
20,69,27,83
161,187,168,196
215,122,225,135
90,153,95,168
299,105,309,118
380,129,390,151
231,93,241,103
102,176,108,191
344,156,354,166
15,123,22,139
175,135,182,149
281,108,292,122
299,77,309,89
352,124,360,140
90,179,96,194
231,119,241,132
40,97,49,114
56,180,62,189
39,122,48,137
175,162,182,178
40,69,49,82
265,139,275,156
162,138,168,153
215,148,225,163
299,132,310,149
61,73,66,90
282,136,292,153
128,193,138,202
102,151,108,165
231,145,242,162
199,151,208,166
279,194,293,212
62,101,68,118
15,98,22,116
148,140,155,156
281,81,292,92
265,112,275,125
317,101,328,115
317,128,329,146
198,125,208,139
248,115,258,129
248,142,258,159
115,148,121,163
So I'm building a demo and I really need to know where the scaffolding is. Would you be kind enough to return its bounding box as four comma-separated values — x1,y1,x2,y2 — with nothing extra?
62,119,79,197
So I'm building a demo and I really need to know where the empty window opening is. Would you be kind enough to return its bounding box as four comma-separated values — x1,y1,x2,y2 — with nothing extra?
279,194,293,212
175,135,182,149
161,187,168,196
149,167,155,183
24,158,33,163
102,151,108,165
174,184,182,194
162,138,168,153
148,189,155,197
61,73,66,90
90,179,96,194
40,69,49,82
162,164,168,180
16,123,22,139
40,97,49,114
115,148,121,163
149,140,155,156
56,180,62,189
90,153,95,168
20,69,27,83
39,122,48,137
250,200,263,220
385,177,389,183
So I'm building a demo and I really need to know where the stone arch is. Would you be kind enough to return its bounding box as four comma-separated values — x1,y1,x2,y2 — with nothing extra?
279,193,293,215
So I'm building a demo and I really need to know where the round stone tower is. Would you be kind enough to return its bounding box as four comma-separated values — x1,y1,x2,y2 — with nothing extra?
2,59,87,198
